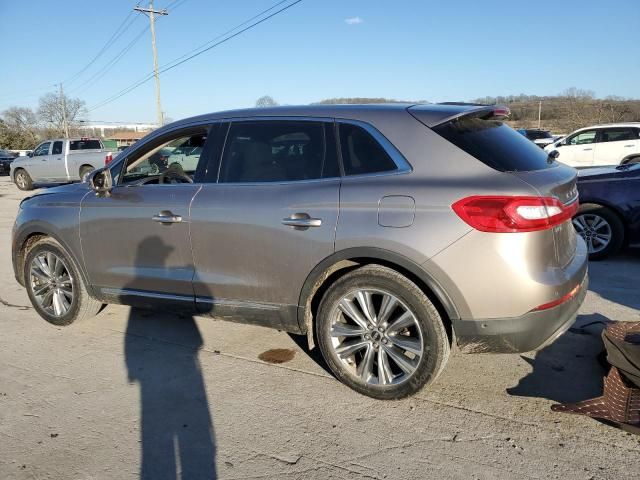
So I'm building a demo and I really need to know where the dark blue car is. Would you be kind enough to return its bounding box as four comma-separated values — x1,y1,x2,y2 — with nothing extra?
575,163,640,259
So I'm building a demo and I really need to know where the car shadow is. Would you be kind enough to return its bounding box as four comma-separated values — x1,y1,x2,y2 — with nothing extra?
123,236,217,479
506,313,610,403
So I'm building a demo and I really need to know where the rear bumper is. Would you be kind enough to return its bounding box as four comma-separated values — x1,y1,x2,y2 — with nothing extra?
453,273,588,353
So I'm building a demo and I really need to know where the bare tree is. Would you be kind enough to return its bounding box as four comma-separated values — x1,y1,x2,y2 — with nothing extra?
1,107,40,145
255,95,278,108
38,92,87,137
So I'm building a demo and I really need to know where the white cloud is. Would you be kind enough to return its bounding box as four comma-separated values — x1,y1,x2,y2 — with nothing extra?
344,16,364,25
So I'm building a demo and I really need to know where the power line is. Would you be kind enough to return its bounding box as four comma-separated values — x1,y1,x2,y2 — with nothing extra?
62,11,139,87
88,0,304,112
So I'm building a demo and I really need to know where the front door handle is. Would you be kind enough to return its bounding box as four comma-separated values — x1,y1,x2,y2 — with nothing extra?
624,144,635,147
282,213,322,230
152,210,182,224
582,148,593,151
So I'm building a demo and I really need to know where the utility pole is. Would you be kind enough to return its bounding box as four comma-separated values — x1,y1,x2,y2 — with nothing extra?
537,100,542,129
59,83,70,138
134,1,167,127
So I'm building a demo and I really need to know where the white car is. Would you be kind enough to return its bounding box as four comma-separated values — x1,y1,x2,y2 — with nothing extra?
544,123,640,168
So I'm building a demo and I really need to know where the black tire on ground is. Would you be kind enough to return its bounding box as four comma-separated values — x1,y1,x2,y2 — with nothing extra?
315,264,450,400
23,237,103,326
79,165,94,180
14,169,33,191
574,203,625,261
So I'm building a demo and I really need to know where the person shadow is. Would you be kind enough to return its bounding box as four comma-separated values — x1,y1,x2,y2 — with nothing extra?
123,236,217,479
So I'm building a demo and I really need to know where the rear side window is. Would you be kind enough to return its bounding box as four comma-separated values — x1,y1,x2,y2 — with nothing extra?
70,139,102,150
600,128,636,143
219,121,336,183
432,117,553,172
52,141,63,155
339,123,397,175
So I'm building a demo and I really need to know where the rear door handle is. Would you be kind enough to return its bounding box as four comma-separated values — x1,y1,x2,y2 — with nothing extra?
282,213,322,229
152,210,182,224
624,144,635,147
582,148,593,151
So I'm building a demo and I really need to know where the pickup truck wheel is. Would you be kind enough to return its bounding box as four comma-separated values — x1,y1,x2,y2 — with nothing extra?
316,264,450,399
14,169,33,191
79,165,94,179
24,237,103,326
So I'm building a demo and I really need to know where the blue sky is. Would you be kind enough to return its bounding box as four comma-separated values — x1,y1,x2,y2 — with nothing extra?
1,0,638,123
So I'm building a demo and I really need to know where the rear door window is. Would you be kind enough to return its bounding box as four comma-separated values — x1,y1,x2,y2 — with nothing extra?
338,123,397,175
432,116,553,172
52,141,63,155
599,128,636,143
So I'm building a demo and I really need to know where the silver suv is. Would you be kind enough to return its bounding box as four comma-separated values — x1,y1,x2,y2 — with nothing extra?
12,104,588,399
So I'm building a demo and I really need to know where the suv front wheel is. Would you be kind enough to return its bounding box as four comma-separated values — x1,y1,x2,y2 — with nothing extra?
316,264,450,399
24,237,103,326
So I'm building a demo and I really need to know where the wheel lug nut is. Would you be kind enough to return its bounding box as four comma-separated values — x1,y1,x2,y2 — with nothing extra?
377,327,384,332
382,338,388,344
364,334,370,340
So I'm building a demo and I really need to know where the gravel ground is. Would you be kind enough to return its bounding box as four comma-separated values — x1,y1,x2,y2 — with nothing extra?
0,176,639,479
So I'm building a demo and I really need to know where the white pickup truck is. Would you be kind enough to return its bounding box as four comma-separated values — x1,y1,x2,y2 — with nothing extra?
10,138,111,190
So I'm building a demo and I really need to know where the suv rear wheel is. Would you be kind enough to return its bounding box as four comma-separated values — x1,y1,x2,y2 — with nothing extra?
316,264,450,399
24,237,103,326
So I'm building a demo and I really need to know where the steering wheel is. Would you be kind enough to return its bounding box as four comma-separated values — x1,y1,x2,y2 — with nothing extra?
159,169,193,184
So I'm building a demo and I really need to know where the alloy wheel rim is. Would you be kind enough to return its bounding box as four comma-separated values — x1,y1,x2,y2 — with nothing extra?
573,214,612,254
16,173,26,188
30,252,74,317
329,288,424,386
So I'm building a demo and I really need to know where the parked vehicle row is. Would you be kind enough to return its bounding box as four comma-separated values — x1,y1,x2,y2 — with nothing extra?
10,138,111,190
0,149,16,175
12,103,587,399
545,123,640,168
575,163,640,259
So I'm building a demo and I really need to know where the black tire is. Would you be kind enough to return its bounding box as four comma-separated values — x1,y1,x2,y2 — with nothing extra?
14,168,33,191
573,203,625,260
316,264,450,400
24,237,103,326
79,165,94,180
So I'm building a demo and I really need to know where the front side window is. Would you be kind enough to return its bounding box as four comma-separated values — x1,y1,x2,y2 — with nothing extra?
567,130,597,145
219,121,333,183
600,128,636,143
339,123,397,176
33,142,51,157
52,141,63,155
120,129,208,185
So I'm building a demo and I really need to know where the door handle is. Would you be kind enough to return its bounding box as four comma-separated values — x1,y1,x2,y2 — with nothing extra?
152,210,182,224
582,148,593,151
282,213,322,229
624,144,635,147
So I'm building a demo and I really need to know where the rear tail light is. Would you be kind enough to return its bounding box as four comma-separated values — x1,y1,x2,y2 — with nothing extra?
105,153,113,165
491,106,510,118
452,196,579,233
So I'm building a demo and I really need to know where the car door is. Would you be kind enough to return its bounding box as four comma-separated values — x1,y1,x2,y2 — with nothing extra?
48,140,68,181
28,141,52,180
189,119,341,330
558,129,597,167
594,127,639,166
79,124,215,309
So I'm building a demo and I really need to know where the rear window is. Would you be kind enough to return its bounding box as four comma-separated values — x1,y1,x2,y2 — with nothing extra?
433,117,554,172
69,139,102,150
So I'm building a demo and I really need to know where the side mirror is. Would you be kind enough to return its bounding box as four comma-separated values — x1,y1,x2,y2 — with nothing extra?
88,168,113,196
548,149,560,160
27,152,33,157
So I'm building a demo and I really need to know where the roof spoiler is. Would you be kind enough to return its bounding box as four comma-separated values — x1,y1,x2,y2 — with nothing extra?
408,103,510,128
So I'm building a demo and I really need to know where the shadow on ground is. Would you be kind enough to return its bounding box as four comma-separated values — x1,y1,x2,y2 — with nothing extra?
124,237,217,479
507,313,610,403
